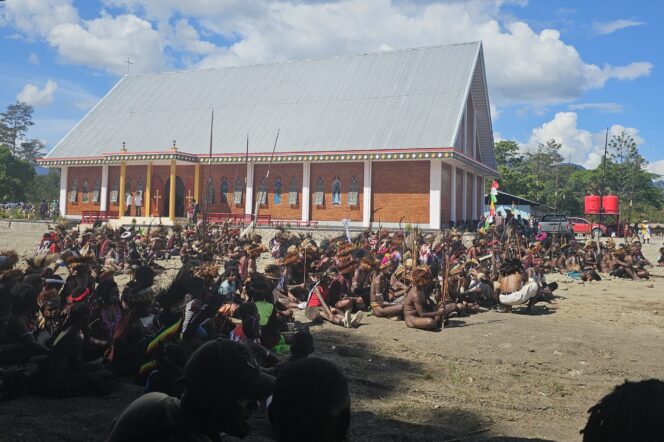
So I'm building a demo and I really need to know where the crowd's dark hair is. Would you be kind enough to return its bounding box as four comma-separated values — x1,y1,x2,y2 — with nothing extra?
11,283,38,315
581,379,664,441
290,330,314,359
270,358,350,442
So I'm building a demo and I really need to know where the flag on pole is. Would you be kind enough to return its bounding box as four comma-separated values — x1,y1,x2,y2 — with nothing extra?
489,180,499,216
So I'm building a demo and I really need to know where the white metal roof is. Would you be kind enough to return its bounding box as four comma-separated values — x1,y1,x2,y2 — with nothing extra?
46,41,496,169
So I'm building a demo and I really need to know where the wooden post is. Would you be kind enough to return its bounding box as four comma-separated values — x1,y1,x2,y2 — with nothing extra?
145,162,152,216
119,160,127,216
194,163,201,202
169,160,176,221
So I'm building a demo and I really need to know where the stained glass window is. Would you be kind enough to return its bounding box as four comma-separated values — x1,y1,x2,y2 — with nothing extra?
92,177,101,203
69,178,78,203
348,175,359,207
81,179,89,203
288,176,298,205
314,176,324,205
258,176,267,205
331,177,341,206
220,177,228,204
110,177,119,203
233,176,243,205
205,176,215,204
273,176,283,205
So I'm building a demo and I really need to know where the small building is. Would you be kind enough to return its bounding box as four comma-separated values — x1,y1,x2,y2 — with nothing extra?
484,190,554,219
39,41,497,228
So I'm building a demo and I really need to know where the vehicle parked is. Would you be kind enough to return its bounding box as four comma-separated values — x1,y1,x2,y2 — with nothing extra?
537,213,573,237
569,217,608,237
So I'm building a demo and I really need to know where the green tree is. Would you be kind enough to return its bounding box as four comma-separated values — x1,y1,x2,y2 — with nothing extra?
0,102,35,155
18,138,45,165
0,146,37,201
28,168,60,202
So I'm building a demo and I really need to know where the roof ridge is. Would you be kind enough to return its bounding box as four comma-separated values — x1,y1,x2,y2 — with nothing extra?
123,41,482,78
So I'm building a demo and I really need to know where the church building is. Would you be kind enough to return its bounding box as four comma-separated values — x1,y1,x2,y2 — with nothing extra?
39,41,497,229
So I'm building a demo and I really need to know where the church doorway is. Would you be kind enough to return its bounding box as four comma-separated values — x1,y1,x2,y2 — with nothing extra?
164,176,185,217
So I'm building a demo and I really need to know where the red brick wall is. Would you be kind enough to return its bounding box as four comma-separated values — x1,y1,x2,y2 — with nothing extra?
252,164,303,220
441,163,452,224
372,161,429,224
202,164,247,215
455,168,463,221
67,166,102,215
310,162,363,222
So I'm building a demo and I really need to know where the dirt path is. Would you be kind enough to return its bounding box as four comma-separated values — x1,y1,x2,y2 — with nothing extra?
1,230,662,441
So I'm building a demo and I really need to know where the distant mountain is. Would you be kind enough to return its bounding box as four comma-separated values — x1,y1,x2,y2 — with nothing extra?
654,180,664,190
561,163,585,171
35,166,49,176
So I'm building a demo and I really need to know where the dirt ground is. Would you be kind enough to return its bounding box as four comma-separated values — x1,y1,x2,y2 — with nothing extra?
1,227,662,442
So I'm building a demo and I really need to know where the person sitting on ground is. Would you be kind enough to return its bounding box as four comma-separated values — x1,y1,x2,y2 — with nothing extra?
403,266,455,331
657,247,664,267
272,330,314,378
269,357,350,442
306,273,362,329
2,283,51,364
30,303,116,398
581,378,664,442
108,339,275,441
498,268,540,313
369,256,403,319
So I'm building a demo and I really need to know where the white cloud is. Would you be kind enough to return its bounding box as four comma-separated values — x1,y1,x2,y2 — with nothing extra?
16,80,58,107
1,0,654,106
47,13,165,75
524,112,645,169
0,0,79,39
568,102,623,113
27,53,40,65
647,160,664,177
593,19,644,35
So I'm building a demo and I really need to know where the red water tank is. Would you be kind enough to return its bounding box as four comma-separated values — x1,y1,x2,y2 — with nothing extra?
584,195,601,214
602,195,619,214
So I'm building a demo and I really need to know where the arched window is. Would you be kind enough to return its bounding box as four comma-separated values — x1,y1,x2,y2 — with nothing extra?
273,176,283,205
233,176,243,205
110,176,120,203
69,178,78,203
81,179,89,203
135,177,144,203
331,177,341,206
288,176,298,205
314,176,325,205
258,176,268,205
220,177,228,204
205,176,215,204
92,177,101,203
348,175,359,207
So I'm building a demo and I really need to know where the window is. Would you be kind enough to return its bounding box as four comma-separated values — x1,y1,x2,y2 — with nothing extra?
348,175,359,207
258,176,267,205
273,176,283,205
331,177,341,206
125,178,132,201
314,176,325,205
220,177,228,204
69,178,78,203
233,176,243,205
205,176,215,204
288,176,298,205
92,178,101,203
81,179,89,203
110,177,120,203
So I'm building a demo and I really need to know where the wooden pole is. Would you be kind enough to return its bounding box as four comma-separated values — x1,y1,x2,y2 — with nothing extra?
119,159,126,216
169,160,176,221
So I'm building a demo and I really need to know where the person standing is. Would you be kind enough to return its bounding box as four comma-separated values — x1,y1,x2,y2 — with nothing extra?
39,199,48,220
134,191,143,217
125,192,132,217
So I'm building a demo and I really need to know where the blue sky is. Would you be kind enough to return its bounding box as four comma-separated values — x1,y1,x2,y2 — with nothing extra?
1,0,661,173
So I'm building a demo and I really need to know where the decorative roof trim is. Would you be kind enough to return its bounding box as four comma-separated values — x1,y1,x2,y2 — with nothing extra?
38,148,497,174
